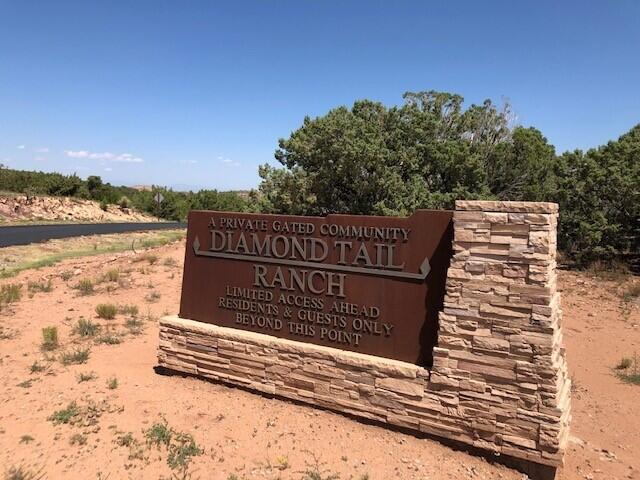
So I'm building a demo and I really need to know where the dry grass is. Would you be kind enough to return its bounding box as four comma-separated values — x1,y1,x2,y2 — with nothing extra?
60,347,91,365
27,279,53,294
615,353,640,385
73,318,101,338
41,326,59,351
95,303,117,320
0,283,22,305
104,269,120,282
622,283,640,303
74,279,94,296
3,464,45,480
118,304,139,317
0,230,185,278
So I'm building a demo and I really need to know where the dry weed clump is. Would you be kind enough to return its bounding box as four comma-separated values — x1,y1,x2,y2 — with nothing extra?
96,332,123,345
107,377,119,389
73,318,101,338
48,398,117,428
60,347,91,365
101,269,120,283
622,283,640,303
77,372,97,383
41,326,59,351
95,303,117,320
145,291,161,303
0,283,22,311
27,279,53,294
74,279,95,296
615,353,640,385
3,464,45,480
118,304,139,316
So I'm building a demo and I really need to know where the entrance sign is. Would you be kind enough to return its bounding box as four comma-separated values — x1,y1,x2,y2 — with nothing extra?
180,210,453,364
161,201,571,469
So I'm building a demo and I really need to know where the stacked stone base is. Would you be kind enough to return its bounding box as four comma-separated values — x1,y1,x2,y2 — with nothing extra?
159,315,564,467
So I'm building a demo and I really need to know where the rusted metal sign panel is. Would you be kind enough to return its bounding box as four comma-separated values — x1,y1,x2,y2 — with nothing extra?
179,210,453,365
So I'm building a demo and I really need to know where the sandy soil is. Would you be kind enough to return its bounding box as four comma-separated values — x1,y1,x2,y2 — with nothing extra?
0,239,638,480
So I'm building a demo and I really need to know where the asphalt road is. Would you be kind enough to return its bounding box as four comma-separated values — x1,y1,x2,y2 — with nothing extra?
0,222,186,248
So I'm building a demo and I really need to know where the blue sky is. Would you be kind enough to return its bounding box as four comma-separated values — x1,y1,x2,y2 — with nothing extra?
1,1,638,191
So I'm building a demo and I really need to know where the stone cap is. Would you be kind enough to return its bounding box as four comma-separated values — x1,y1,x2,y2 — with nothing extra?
455,200,558,214
160,315,422,378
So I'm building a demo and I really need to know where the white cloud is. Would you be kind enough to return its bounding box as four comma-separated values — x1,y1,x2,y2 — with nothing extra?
17,145,25,149
65,150,89,158
35,156,46,162
219,157,240,167
104,167,113,172
65,150,143,163
217,155,239,166
36,147,49,153
180,159,197,165
112,153,143,163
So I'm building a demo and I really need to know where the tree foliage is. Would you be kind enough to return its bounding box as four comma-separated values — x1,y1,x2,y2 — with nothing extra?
0,168,251,222
259,90,639,268
553,126,639,266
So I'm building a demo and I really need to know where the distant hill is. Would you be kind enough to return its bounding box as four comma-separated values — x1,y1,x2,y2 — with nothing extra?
0,193,157,224
0,165,252,222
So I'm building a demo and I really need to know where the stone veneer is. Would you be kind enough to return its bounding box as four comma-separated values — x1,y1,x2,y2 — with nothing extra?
158,200,571,468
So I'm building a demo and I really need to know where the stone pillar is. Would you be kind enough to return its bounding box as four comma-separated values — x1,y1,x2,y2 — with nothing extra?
431,200,571,466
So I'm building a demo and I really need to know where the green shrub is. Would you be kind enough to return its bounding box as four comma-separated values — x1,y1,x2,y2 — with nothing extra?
145,420,172,448
167,431,203,470
48,402,80,424
107,377,118,390
95,303,117,320
118,196,131,209
142,420,202,470
41,326,59,351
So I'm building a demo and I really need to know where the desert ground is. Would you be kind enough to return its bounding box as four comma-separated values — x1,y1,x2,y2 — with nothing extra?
0,235,638,480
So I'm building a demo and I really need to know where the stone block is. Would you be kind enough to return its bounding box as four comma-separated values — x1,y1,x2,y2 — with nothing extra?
376,377,424,397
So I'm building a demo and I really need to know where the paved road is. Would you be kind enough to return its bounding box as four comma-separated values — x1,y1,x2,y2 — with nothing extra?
0,222,186,248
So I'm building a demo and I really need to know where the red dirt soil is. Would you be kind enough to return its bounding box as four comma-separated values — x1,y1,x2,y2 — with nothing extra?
0,239,638,479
